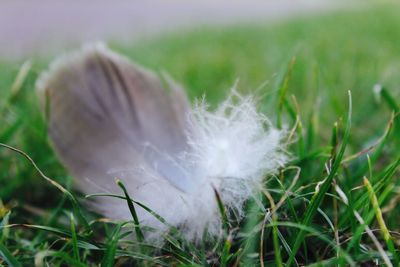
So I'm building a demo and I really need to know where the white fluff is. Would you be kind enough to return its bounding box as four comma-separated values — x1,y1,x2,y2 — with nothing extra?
135,92,287,240
184,93,286,214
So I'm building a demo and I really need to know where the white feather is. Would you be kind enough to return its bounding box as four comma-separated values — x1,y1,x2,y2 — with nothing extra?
36,44,287,241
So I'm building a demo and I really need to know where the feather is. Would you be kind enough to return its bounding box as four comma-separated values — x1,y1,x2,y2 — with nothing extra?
36,43,286,241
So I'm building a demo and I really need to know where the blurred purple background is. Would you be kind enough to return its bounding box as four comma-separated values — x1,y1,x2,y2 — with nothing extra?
0,0,349,60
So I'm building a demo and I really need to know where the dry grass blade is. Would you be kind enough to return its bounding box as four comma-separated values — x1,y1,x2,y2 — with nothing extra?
0,143,91,234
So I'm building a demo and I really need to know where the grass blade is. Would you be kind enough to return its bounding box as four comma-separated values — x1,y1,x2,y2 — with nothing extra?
277,56,296,128
363,177,399,266
0,143,92,235
0,241,22,267
116,179,144,242
101,223,123,267
375,85,400,137
263,190,284,267
70,213,80,263
213,187,229,235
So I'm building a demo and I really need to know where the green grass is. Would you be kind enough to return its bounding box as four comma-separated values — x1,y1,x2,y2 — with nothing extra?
1,4,400,266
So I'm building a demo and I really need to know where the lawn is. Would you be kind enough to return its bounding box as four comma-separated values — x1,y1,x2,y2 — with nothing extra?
1,4,400,266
